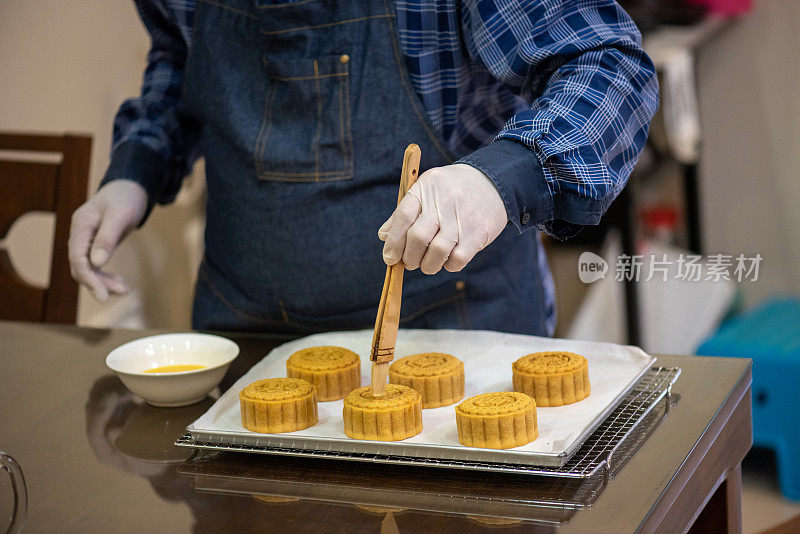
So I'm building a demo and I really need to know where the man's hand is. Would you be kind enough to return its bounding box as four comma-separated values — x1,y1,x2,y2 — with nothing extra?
68,180,148,301
378,163,508,274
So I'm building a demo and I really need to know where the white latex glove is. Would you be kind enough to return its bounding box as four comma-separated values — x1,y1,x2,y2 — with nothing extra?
378,163,508,274
68,180,148,301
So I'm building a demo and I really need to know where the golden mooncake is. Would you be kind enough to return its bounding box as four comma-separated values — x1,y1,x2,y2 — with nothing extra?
252,494,301,504
355,504,406,515
286,345,361,401
455,392,537,449
388,352,464,408
342,384,422,441
512,351,590,407
240,378,318,433
466,515,522,527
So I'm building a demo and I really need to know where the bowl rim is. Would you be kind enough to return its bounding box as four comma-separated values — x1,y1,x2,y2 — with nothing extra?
106,332,240,376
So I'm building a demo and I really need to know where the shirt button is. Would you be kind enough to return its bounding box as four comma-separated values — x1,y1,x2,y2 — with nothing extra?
521,212,531,225
339,54,350,64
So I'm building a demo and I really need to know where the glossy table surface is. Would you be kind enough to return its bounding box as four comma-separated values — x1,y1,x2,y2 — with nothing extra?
0,321,752,533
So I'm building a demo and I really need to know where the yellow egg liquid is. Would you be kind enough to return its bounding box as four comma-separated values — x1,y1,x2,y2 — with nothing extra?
144,364,206,373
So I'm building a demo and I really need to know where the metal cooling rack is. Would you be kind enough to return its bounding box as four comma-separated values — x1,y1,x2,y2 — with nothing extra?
176,366,680,480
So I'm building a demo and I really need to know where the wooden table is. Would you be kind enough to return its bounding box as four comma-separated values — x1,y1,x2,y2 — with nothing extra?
0,321,752,533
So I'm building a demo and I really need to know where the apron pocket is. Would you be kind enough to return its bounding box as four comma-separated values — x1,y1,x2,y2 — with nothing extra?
257,54,353,182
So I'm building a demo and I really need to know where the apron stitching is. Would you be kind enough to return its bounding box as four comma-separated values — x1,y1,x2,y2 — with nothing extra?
256,0,318,9
258,173,351,181
273,72,348,82
199,265,288,326
286,292,460,329
454,282,471,329
258,13,396,36
255,83,277,178
278,300,291,324
258,60,353,182
201,259,461,329
198,0,257,20
338,67,346,167
313,59,322,182
398,292,461,325
381,0,453,165
461,297,472,329
259,64,353,182
343,56,355,178
455,292,465,328
258,169,350,176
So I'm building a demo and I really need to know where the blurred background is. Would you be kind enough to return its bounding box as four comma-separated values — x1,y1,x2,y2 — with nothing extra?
1,0,799,532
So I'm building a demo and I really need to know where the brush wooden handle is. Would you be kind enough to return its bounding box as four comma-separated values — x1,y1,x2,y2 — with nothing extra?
370,144,421,395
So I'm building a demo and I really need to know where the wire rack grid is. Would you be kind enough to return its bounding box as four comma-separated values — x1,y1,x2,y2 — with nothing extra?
176,366,680,481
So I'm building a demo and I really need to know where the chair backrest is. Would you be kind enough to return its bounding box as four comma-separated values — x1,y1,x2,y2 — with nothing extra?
0,132,92,323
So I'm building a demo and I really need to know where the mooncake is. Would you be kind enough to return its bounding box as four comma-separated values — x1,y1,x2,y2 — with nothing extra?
342,384,422,441
455,392,537,449
286,345,361,401
355,504,405,515
239,378,318,433
388,352,464,408
512,351,590,407
252,494,300,504
466,515,522,527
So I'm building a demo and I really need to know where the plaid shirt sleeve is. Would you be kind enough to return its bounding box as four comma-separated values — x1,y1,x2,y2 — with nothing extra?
456,0,659,239
100,0,198,217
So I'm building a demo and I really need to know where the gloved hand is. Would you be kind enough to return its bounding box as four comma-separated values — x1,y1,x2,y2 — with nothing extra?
68,180,148,301
378,163,508,274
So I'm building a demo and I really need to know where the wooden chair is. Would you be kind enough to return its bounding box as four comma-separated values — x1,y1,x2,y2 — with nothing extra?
0,132,92,323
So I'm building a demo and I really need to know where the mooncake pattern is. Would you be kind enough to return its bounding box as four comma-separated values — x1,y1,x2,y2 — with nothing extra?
388,352,464,408
240,378,318,433
455,392,538,449
343,384,422,441
512,351,590,407
286,345,361,401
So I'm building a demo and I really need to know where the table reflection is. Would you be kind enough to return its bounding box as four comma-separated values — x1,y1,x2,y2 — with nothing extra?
178,451,588,529
84,373,588,532
85,360,684,533
83,375,301,531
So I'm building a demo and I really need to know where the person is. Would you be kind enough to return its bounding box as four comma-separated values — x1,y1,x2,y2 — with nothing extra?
69,0,658,336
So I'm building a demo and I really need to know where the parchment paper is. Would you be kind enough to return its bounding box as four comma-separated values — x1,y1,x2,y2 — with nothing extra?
189,329,655,463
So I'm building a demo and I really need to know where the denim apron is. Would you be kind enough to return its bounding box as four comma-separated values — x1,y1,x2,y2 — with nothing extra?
183,0,550,336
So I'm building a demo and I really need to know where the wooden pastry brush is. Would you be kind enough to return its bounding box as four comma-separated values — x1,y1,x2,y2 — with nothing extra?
370,144,422,396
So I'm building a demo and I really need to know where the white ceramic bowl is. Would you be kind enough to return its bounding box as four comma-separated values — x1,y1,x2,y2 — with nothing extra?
106,333,239,407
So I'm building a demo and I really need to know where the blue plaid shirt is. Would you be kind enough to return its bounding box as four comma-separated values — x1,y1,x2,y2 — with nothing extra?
106,0,658,333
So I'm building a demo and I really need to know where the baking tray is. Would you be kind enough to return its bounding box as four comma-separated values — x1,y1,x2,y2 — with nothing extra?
176,376,679,529
177,380,679,527
181,329,661,469
178,366,680,479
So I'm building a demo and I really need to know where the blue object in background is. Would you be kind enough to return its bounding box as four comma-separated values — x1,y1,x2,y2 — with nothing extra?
697,296,800,501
